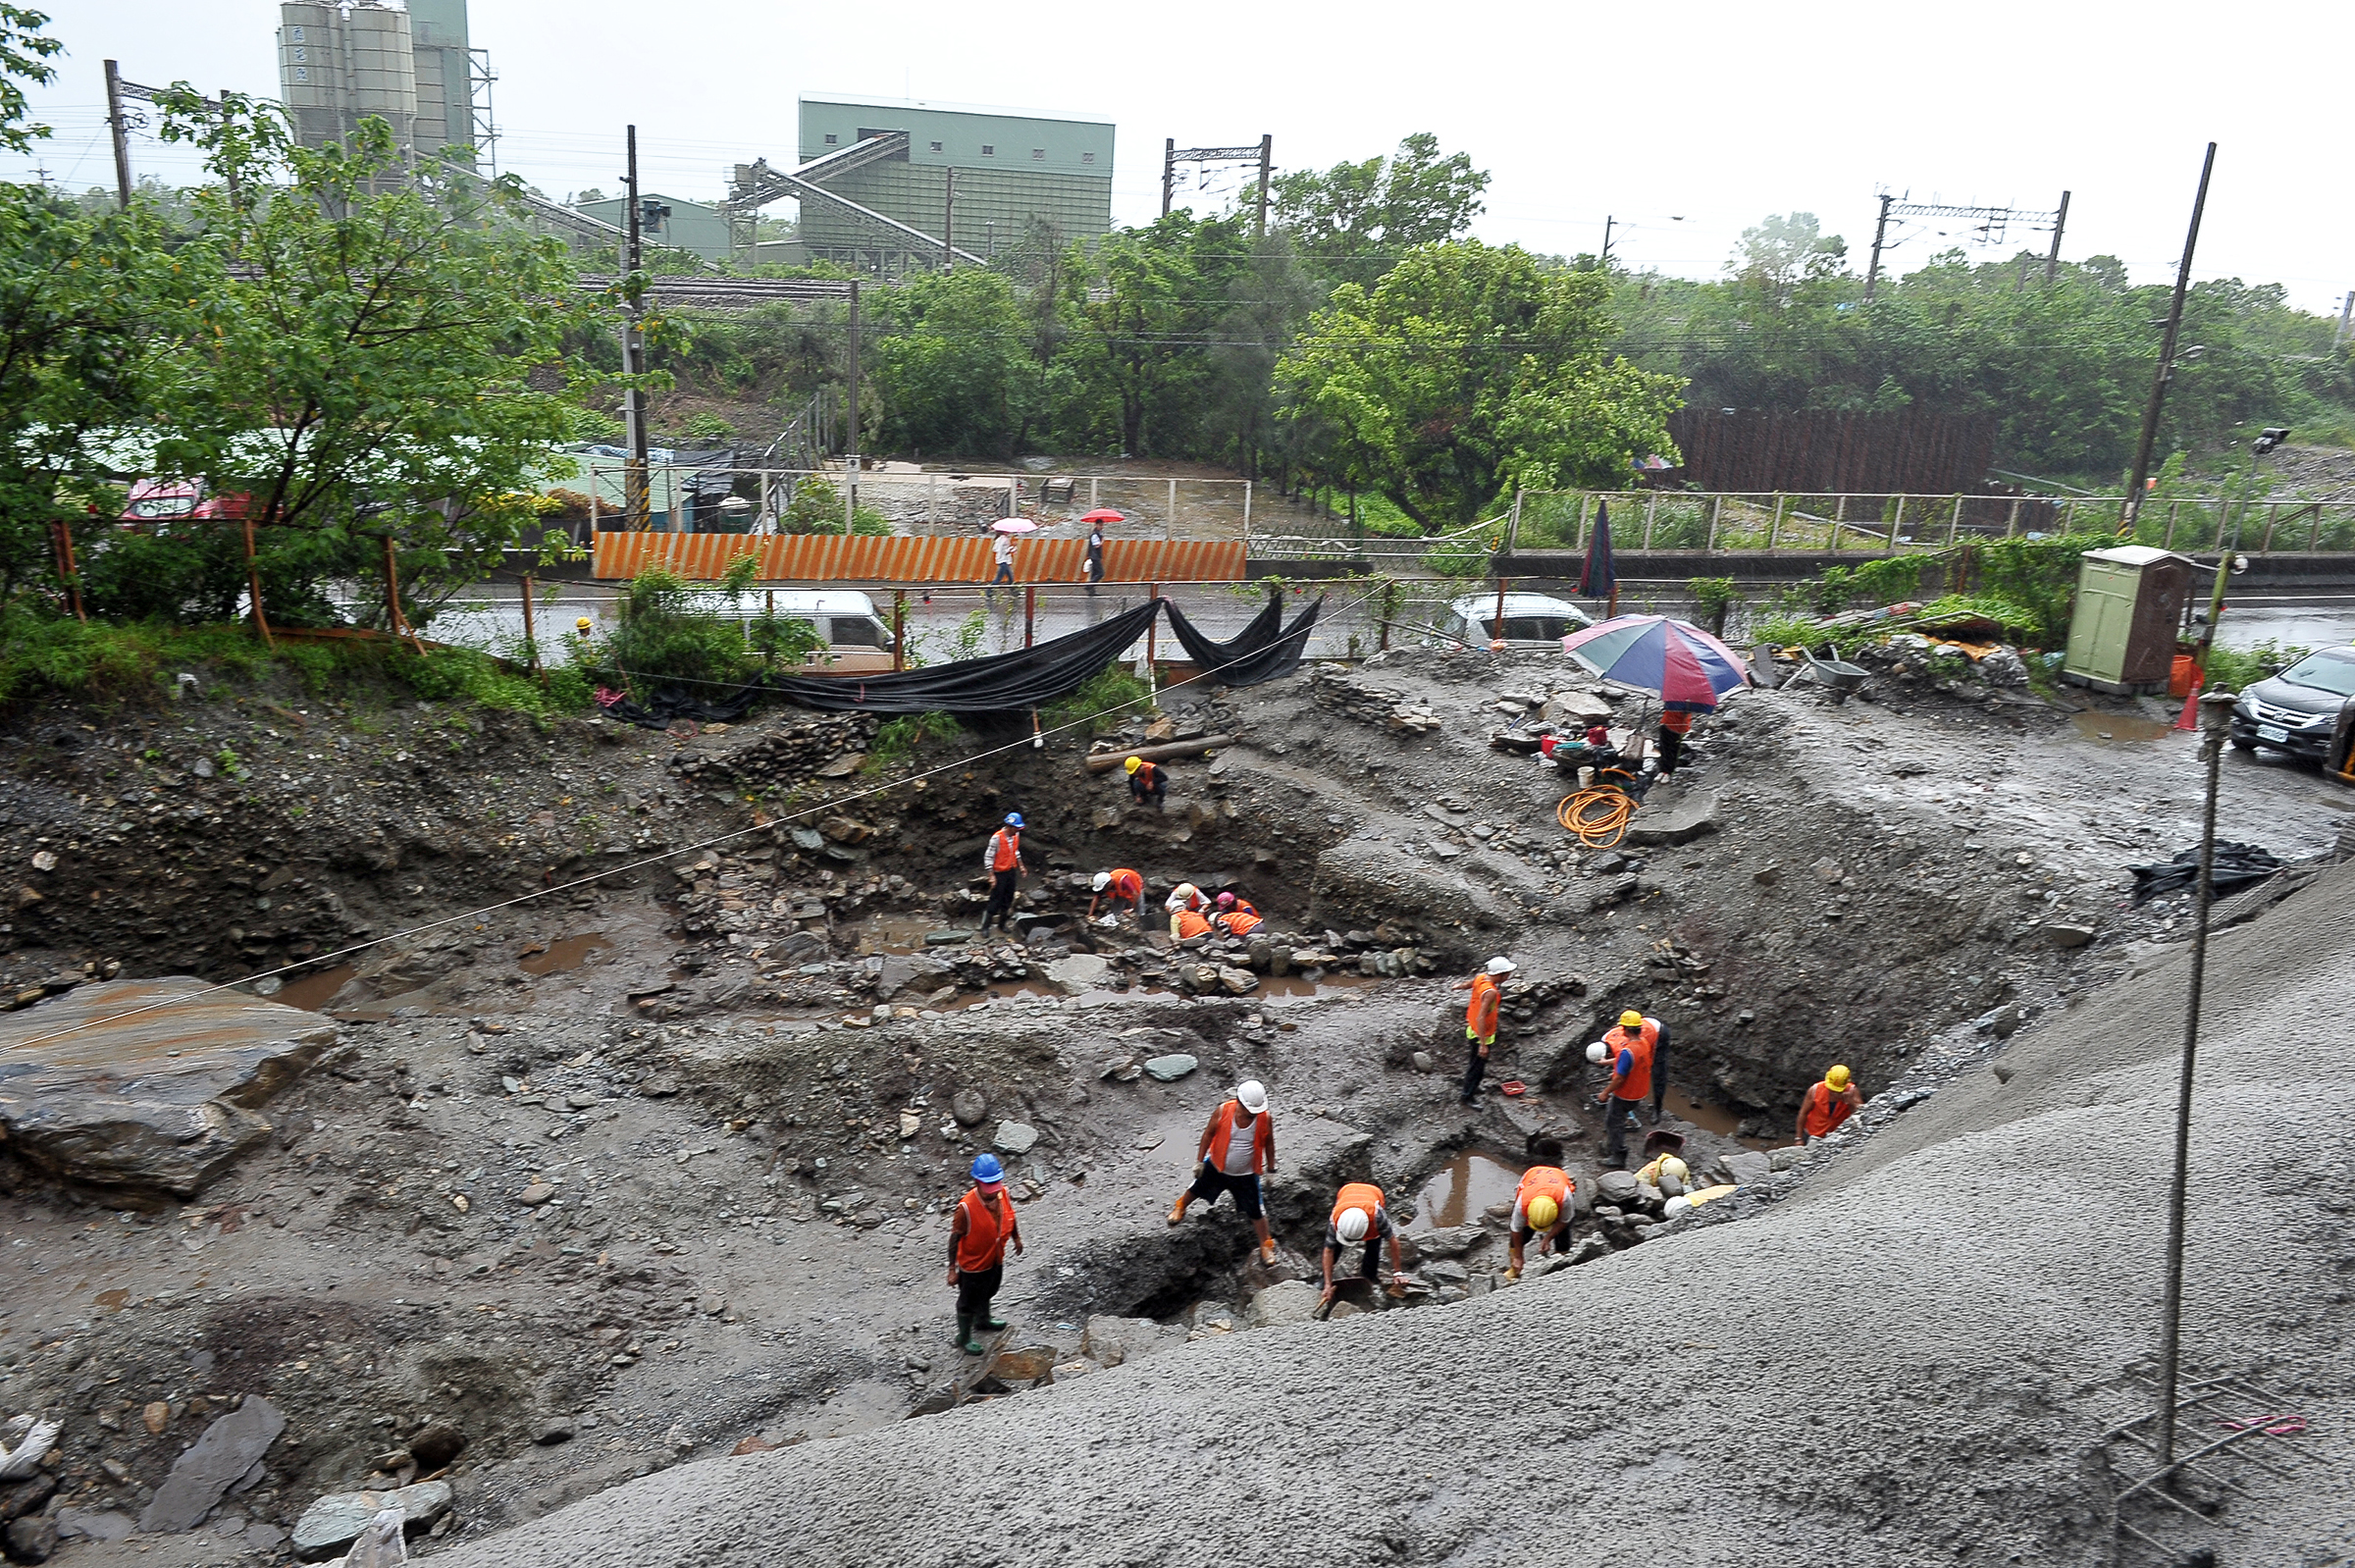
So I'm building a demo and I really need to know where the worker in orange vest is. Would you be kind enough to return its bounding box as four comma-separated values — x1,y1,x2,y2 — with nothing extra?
1125,755,1166,810
1448,957,1515,1106
1796,1065,1862,1145
1171,906,1214,941
1505,1138,1575,1281
979,812,1026,937
1657,708,1697,778
947,1153,1023,1355
1321,1180,1406,1306
1588,1009,1668,1169
1089,866,1146,919
1169,1079,1278,1265
1212,891,1263,937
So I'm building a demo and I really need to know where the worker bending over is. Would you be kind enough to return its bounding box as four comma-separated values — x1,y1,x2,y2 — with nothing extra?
979,812,1026,937
1089,866,1145,919
1797,1065,1862,1145
1588,1008,1669,1168
1506,1139,1575,1281
1125,755,1167,810
1171,905,1214,940
1213,891,1263,936
1321,1181,1407,1306
1170,1079,1279,1265
1449,957,1515,1106
948,1154,1023,1355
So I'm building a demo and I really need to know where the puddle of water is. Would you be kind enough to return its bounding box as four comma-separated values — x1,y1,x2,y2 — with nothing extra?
852,914,937,955
2070,711,2175,745
1408,1153,1519,1231
1660,1086,1782,1151
275,964,360,1013
521,934,612,976
1254,971,1375,1000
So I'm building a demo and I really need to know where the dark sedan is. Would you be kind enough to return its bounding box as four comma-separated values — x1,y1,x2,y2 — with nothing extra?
2230,646,2355,759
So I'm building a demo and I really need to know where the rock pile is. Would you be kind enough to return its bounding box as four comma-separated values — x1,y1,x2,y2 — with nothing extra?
663,714,878,796
1310,665,1440,734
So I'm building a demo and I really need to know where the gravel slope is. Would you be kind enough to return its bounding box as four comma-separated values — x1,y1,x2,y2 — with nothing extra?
432,866,2355,1566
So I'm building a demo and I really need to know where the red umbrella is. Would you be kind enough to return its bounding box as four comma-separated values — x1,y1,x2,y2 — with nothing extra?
1079,508,1125,524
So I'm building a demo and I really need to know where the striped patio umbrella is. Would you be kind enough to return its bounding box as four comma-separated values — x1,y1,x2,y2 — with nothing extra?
1560,614,1754,712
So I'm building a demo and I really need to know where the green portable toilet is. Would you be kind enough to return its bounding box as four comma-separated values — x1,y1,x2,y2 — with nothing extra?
2062,546,2195,695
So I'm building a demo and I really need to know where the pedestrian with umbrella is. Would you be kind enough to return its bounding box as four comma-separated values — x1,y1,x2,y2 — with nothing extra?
1080,508,1120,599
987,517,1033,606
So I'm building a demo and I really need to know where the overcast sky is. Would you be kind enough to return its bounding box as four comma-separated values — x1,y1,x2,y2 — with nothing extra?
14,0,2350,314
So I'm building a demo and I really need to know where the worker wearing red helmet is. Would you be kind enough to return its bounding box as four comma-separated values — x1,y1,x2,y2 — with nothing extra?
1213,891,1263,937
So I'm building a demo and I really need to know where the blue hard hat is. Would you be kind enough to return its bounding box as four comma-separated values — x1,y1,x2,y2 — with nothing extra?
1004,812,1024,827
970,1153,1005,1183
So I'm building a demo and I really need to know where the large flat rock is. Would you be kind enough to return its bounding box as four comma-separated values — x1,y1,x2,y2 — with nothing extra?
0,977,337,1196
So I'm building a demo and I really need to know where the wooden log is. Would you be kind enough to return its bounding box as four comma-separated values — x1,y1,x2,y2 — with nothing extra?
1083,734,1236,774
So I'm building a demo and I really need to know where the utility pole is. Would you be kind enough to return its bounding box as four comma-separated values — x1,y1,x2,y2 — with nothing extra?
621,125,652,533
2044,189,2070,284
942,167,955,271
1600,214,1613,269
2120,142,2218,537
1161,137,1175,219
1255,133,1272,239
1863,193,1894,302
845,280,861,531
2334,289,2353,350
103,60,132,209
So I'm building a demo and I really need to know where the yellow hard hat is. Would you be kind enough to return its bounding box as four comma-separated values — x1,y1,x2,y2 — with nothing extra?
575,617,593,632
1619,1010,1645,1029
1124,756,1142,774
1659,1156,1690,1186
1826,1065,1852,1090
1525,1196,1560,1230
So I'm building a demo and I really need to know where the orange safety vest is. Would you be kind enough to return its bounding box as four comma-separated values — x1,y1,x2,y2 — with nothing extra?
954,1186,1019,1273
1466,973,1501,1038
1198,1099,1275,1175
1604,1019,1659,1101
990,829,1020,873
1331,1181,1386,1231
1220,909,1264,937
1132,760,1161,787
1516,1166,1571,1218
1660,710,1696,735
1173,909,1213,939
1105,867,1142,900
1803,1080,1857,1139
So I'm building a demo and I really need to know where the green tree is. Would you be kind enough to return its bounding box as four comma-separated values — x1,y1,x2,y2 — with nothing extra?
1272,133,1490,287
0,4,61,152
870,268,1046,456
1278,239,1682,530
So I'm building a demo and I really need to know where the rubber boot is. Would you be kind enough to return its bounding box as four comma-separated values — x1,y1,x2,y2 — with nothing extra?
979,1309,1008,1332
957,1314,985,1356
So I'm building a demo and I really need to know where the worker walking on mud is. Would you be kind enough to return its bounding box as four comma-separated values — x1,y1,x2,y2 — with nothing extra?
1450,958,1514,1106
1125,755,1167,810
1321,1180,1407,1306
1589,1009,1668,1168
1089,867,1146,920
980,812,1025,937
948,1153,1023,1355
1796,1065,1863,1145
1170,1079,1279,1266
1506,1139,1575,1281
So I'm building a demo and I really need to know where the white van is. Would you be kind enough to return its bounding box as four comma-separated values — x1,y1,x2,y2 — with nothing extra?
706,589,899,674
1440,592,1594,649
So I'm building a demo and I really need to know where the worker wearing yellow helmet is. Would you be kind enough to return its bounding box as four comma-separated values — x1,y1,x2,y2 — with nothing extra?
1124,754,1166,810
1585,1007,1670,1170
1321,1181,1407,1308
1504,1138,1575,1281
1797,1065,1863,1145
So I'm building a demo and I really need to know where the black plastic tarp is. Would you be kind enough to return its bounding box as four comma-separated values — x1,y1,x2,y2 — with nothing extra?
1161,595,1323,688
759,598,1164,715
2126,842,2283,905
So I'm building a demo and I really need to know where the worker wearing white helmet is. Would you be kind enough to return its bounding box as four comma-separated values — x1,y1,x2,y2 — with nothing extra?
1088,866,1145,918
1321,1180,1406,1307
1448,957,1517,1106
1170,1079,1280,1265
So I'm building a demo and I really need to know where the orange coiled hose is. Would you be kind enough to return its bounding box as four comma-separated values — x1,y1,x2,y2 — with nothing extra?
1556,787,1637,849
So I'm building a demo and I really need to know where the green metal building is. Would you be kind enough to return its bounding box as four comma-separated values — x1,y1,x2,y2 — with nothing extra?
575,193,734,265
796,96,1114,267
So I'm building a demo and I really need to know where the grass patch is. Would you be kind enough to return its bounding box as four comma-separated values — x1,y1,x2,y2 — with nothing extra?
1040,664,1153,738
2202,639,2312,694
864,710,966,772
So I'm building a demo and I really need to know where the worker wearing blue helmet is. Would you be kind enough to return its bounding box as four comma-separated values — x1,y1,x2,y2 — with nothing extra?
948,1152,1023,1354
980,812,1027,937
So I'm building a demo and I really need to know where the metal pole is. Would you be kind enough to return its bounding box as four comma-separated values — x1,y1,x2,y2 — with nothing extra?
2335,290,2354,351
2154,687,2236,1473
243,507,274,649
942,167,955,271
1255,133,1272,239
1167,477,1178,536
1023,586,1036,649
622,126,651,532
1144,583,1159,692
2045,189,2070,284
845,279,862,530
1242,479,1252,539
893,589,906,671
2122,143,2218,537
103,61,133,209
1492,576,1508,644
519,571,539,673
1161,138,1175,219
1863,193,1894,303
50,523,85,622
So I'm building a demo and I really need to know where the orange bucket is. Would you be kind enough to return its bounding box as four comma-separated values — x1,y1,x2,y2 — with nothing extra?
2170,654,2202,699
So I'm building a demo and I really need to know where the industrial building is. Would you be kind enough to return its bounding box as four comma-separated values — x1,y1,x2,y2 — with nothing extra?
574,193,733,265
778,96,1114,270
276,0,494,164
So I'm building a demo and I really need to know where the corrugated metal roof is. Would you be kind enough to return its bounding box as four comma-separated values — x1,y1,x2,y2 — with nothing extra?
590,533,1244,584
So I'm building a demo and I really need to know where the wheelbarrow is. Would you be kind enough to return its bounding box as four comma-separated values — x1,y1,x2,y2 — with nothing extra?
1802,645,1869,705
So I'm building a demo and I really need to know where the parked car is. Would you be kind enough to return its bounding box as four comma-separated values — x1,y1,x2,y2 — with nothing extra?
118,479,252,532
1439,592,1594,650
704,588,899,674
2229,645,2355,759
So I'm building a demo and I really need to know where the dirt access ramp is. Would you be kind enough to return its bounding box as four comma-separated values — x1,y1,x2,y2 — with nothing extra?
429,876,2355,1563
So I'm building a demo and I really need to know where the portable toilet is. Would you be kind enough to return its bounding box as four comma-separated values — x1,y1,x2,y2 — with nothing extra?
2061,546,2195,695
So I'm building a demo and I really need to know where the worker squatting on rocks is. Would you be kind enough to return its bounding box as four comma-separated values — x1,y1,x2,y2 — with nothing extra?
948,1154,1023,1355
1506,1140,1575,1281
1212,891,1262,937
1170,1080,1278,1265
1322,1180,1407,1305
980,813,1025,936
1167,882,1212,940
1588,1009,1670,1169
1449,957,1516,1106
1089,866,1145,919
1125,755,1167,810
1797,1065,1862,1145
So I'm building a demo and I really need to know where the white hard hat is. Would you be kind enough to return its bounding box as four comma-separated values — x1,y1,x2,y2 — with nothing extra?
1335,1208,1370,1243
1663,1195,1693,1219
1487,957,1516,975
1092,871,1112,891
1585,1040,1609,1065
1235,1079,1269,1116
